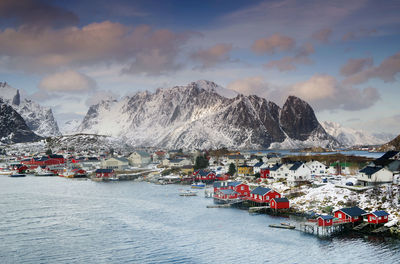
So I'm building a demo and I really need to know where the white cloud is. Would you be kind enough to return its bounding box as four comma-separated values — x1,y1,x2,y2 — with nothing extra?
39,70,97,93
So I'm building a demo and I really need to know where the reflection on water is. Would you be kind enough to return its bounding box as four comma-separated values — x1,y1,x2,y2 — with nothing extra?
0,176,398,264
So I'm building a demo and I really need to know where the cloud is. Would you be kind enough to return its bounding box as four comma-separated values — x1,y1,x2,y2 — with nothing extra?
343,51,400,84
340,57,373,77
227,74,380,112
0,22,193,75
265,43,315,72
0,0,79,28
85,90,119,106
342,28,377,41
39,70,97,93
311,28,332,43
355,114,400,134
251,33,295,54
289,74,380,111
190,43,233,69
226,76,270,96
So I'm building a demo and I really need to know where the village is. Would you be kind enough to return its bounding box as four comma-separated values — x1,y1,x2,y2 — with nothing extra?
1,145,400,238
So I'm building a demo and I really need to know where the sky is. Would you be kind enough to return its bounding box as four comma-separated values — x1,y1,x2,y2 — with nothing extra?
0,0,399,134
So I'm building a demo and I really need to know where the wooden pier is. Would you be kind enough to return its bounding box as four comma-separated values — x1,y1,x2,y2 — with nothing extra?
249,206,270,213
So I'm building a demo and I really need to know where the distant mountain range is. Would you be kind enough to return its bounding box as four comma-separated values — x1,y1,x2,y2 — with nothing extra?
77,80,338,149
0,80,396,149
321,121,396,147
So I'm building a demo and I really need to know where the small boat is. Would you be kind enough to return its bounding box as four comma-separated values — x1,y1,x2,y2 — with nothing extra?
269,224,295,229
191,182,206,189
179,190,197,196
9,172,26,177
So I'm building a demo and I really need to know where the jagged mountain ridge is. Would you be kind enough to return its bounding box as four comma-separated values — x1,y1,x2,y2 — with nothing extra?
321,121,395,147
0,98,41,144
78,80,338,149
0,82,60,137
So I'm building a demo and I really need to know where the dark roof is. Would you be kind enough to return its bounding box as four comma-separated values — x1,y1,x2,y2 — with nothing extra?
228,181,242,187
269,164,282,171
318,215,334,220
371,210,389,217
169,158,184,163
336,206,367,217
87,157,99,161
289,162,303,171
272,197,289,203
95,169,114,173
251,186,272,195
219,189,237,195
213,181,222,188
253,162,264,167
197,170,214,176
49,154,64,159
359,166,383,175
376,151,399,161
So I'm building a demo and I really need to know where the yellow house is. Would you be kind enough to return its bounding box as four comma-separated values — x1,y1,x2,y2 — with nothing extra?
238,165,253,176
181,165,194,176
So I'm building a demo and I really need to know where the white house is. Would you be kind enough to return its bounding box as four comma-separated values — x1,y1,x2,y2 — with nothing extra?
287,162,312,186
162,158,192,167
357,166,393,186
306,160,328,176
128,151,151,167
269,164,290,180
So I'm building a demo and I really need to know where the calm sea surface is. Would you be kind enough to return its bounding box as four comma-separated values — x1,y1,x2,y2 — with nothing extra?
1,176,399,264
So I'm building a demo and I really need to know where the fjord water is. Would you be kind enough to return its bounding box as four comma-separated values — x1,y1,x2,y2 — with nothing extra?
1,176,399,264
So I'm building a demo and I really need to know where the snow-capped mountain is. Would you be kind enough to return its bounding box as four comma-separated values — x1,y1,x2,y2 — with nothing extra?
78,80,338,149
0,82,60,137
0,98,41,144
321,121,394,146
59,119,81,135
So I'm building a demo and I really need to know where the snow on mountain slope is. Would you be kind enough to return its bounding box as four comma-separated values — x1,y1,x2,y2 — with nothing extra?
59,119,81,135
321,121,392,146
0,82,60,137
79,80,338,149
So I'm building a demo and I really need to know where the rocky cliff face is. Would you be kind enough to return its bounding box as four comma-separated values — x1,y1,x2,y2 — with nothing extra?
78,80,339,149
0,83,60,137
0,98,41,143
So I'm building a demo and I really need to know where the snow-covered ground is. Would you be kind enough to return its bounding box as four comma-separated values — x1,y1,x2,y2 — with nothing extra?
232,176,400,227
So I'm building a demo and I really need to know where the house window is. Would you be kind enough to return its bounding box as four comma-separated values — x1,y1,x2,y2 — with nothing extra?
276,195,279,198
338,213,342,218
384,216,387,219
266,196,269,200
379,217,382,220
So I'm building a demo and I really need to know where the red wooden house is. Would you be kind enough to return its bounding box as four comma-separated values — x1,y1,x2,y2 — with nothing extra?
366,211,389,224
194,170,216,183
214,189,239,200
317,215,334,226
229,182,250,198
334,206,367,223
95,169,114,178
249,186,281,203
270,197,290,209
260,168,270,179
